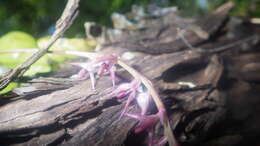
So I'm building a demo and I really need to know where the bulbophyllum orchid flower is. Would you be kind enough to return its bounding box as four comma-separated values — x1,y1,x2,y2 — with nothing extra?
70,61,97,89
112,83,132,99
148,136,167,146
125,113,160,133
70,53,118,89
112,80,140,118
125,110,168,146
95,53,118,87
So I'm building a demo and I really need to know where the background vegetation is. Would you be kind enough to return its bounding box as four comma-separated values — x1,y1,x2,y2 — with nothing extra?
0,0,259,37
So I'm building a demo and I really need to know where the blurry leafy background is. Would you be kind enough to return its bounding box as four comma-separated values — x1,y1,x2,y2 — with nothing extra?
0,0,259,93
0,0,259,37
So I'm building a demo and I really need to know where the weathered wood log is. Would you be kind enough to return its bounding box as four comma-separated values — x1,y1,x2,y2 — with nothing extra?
1,2,260,146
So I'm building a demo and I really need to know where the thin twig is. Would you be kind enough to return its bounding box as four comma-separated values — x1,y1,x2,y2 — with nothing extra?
0,0,80,90
177,28,259,55
0,48,98,59
177,27,195,50
200,35,259,54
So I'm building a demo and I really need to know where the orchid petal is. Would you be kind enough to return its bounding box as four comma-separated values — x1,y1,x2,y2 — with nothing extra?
112,83,131,99
77,69,88,79
134,115,159,133
97,63,106,76
136,92,151,115
155,136,167,146
89,71,96,89
94,54,118,87
149,136,167,146
119,90,137,119
112,79,140,99
110,65,116,87
125,113,159,133
70,62,97,89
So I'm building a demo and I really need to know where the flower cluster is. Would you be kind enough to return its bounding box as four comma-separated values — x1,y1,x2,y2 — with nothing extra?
70,53,118,89
2,45,176,145
113,79,167,146
70,53,176,146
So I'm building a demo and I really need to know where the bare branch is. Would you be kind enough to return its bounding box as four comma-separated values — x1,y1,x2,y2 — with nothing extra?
0,0,80,90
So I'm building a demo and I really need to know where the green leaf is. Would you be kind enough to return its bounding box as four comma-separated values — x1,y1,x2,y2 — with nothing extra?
0,31,38,68
37,37,95,63
0,82,18,94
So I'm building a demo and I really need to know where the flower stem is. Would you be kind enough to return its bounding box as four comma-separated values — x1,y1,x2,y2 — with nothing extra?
0,49,98,59
117,59,178,146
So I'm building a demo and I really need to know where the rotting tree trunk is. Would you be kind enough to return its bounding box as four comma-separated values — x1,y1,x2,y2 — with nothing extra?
1,2,260,146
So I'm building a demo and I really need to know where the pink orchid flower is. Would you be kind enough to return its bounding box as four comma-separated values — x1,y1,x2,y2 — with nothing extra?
112,80,140,118
125,108,166,133
95,53,118,87
70,53,118,89
125,109,168,146
148,136,167,146
70,61,97,89
125,113,160,133
112,82,132,99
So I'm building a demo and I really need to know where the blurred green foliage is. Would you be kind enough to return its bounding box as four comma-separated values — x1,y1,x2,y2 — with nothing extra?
0,31,94,94
206,0,260,17
169,0,260,16
0,31,50,76
0,82,18,94
0,0,153,37
0,31,94,74
0,0,259,37
0,0,65,36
